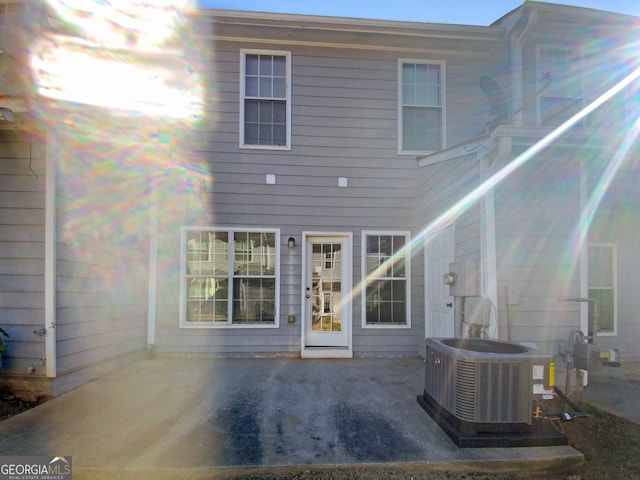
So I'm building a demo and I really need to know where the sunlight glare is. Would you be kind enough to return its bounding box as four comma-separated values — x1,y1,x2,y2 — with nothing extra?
357,62,640,304
32,0,203,120
28,0,211,254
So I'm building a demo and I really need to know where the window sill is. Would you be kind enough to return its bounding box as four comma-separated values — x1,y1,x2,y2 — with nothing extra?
180,323,280,329
361,323,412,329
240,144,291,151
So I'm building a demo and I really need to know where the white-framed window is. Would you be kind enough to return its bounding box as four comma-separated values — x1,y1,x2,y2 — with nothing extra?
240,49,291,150
398,59,445,154
362,231,411,328
537,46,583,127
588,243,617,335
181,227,280,328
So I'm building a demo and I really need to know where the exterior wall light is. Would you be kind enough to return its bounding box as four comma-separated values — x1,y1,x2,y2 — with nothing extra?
288,237,295,249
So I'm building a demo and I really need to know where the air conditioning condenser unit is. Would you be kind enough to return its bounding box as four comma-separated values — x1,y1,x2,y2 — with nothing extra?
417,337,567,447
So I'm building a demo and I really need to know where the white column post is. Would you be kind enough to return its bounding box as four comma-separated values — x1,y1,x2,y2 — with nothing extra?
45,134,57,377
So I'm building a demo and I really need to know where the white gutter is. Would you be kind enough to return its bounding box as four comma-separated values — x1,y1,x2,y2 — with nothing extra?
579,168,588,335
418,136,496,167
45,134,56,377
204,8,499,38
512,10,537,126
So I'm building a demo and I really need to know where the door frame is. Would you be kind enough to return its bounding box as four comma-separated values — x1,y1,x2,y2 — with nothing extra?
301,231,353,358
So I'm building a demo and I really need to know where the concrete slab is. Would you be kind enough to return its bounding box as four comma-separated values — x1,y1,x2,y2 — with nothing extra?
583,358,640,424
0,357,583,478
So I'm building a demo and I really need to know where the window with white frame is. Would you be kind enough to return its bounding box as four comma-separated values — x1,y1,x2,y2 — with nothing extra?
240,50,291,149
588,243,616,335
399,60,444,154
182,228,279,327
362,232,410,327
537,46,583,127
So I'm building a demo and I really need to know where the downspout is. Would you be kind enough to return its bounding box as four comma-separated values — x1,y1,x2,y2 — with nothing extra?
579,168,589,336
483,135,512,339
45,134,56,377
146,177,158,354
511,9,538,126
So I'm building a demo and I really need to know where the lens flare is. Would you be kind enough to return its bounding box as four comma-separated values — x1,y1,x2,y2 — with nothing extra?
29,0,211,252
572,94,640,255
32,0,203,120
355,62,640,308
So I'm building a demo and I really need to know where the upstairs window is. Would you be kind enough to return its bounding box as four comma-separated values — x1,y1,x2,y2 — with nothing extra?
537,47,583,127
240,50,291,149
399,60,445,154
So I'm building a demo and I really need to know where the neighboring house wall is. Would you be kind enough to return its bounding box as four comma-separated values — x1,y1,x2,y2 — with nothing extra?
0,1,149,398
0,132,46,374
488,3,640,357
52,137,151,388
589,210,640,359
588,154,640,358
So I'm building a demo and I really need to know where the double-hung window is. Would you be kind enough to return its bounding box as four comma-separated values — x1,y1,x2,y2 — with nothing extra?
537,46,583,127
588,243,616,335
182,228,279,328
399,60,445,154
362,232,411,327
240,50,291,149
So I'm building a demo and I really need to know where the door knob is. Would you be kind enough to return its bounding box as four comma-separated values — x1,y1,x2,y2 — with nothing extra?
446,302,453,308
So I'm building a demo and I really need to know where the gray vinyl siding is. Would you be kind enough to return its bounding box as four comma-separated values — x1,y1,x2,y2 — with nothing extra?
587,156,640,358
490,5,640,355
445,62,497,146
493,147,582,354
0,132,45,373
418,153,482,259
154,6,640,359
54,146,148,374
157,37,434,355
594,219,640,359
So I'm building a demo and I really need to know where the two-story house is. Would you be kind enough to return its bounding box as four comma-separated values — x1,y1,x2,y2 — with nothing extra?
1,1,639,399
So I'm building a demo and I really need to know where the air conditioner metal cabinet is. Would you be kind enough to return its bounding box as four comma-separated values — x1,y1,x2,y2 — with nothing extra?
423,338,551,435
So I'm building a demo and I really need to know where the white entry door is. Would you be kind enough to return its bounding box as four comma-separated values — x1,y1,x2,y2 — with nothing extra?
425,225,454,338
304,235,351,349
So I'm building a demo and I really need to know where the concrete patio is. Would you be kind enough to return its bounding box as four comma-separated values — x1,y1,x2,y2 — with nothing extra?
0,356,583,478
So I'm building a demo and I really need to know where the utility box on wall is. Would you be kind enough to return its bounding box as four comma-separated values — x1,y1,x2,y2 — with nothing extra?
446,260,478,297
